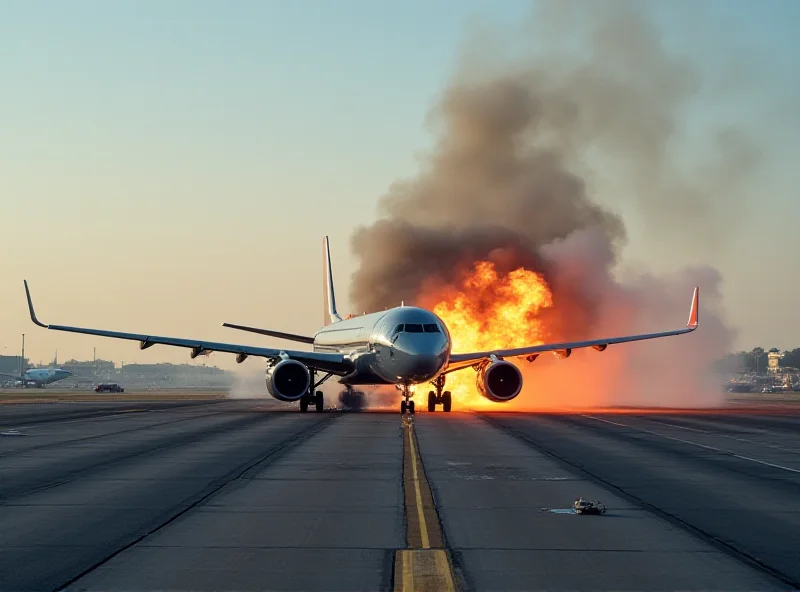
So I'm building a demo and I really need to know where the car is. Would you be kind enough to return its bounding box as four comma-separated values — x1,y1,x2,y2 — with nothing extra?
573,498,606,515
95,383,124,393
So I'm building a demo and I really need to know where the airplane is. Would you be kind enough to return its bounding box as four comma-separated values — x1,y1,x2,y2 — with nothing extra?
22,236,699,414
0,365,73,388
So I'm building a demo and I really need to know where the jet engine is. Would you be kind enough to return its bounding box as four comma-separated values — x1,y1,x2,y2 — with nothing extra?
265,359,310,401
476,359,523,402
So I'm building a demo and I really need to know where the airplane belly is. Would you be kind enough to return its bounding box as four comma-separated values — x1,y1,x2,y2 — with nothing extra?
337,350,394,386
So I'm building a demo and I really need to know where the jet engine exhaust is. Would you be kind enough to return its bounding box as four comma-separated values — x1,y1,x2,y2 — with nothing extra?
477,360,523,402
265,359,310,401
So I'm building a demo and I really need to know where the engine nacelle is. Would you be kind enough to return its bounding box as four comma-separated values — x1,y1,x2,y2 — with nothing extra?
476,360,523,402
265,359,311,402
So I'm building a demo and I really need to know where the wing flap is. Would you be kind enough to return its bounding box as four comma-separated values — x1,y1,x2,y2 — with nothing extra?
448,287,699,366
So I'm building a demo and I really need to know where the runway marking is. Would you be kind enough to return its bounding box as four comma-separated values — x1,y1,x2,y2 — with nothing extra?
641,417,800,454
408,421,430,548
394,417,457,591
583,415,800,475
395,549,455,592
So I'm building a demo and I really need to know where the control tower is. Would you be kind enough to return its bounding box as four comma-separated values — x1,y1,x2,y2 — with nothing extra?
767,348,784,374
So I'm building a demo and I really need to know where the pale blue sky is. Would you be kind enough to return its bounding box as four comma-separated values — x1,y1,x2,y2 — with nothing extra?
1,0,798,367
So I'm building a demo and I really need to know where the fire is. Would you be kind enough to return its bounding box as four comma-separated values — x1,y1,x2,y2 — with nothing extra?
425,260,554,408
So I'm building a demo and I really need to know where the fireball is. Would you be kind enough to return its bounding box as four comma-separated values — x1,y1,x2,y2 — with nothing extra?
425,260,554,408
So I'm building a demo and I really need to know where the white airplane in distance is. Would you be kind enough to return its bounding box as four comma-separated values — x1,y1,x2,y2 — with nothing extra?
0,366,73,388
23,237,699,414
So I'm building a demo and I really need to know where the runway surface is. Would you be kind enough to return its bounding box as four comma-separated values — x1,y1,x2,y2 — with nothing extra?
2,399,799,591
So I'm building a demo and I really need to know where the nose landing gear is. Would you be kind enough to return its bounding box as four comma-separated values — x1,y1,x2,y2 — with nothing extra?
399,385,415,415
427,375,452,412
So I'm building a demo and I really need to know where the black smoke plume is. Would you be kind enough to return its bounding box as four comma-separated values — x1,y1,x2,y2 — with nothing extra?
348,0,757,408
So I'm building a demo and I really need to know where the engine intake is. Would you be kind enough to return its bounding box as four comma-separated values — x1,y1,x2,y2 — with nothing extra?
476,360,523,402
265,359,310,401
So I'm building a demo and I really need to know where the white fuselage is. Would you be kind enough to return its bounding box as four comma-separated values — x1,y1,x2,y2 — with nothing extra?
20,367,72,387
312,306,451,386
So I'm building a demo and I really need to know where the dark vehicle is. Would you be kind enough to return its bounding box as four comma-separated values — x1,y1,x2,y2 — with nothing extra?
726,383,752,393
95,383,124,393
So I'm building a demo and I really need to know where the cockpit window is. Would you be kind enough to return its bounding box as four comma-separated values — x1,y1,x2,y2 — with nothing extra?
393,323,440,335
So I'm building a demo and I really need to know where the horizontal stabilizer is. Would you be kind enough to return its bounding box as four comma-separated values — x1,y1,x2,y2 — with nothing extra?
221,323,315,344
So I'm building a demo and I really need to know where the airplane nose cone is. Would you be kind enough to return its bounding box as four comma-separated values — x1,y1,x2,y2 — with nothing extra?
410,353,445,377
393,334,449,381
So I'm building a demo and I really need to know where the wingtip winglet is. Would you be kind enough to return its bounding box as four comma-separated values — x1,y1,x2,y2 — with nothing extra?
23,280,47,328
687,286,699,329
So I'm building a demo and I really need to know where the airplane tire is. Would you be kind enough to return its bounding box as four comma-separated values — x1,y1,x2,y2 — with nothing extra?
442,391,452,412
300,397,309,413
315,391,324,412
428,391,436,412
400,400,407,414
409,401,415,415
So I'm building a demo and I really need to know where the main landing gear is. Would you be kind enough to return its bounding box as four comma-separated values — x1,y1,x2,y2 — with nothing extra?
299,370,332,413
299,390,324,412
427,375,452,412
399,385,415,415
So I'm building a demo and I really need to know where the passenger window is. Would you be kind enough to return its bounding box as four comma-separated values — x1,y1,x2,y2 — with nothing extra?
405,324,423,333
423,324,440,333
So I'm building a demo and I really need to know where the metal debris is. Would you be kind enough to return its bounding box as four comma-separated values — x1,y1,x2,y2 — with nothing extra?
573,497,606,515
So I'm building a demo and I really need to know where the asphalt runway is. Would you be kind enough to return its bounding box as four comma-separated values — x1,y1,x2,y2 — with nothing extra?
1,400,798,591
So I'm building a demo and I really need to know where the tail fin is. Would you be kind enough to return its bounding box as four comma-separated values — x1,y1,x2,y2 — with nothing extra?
322,236,342,326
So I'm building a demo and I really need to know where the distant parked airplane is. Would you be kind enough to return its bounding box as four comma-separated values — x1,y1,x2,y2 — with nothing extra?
1,354,72,388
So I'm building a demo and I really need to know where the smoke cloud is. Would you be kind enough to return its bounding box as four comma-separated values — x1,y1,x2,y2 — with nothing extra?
226,368,271,399
349,0,752,409
226,369,396,411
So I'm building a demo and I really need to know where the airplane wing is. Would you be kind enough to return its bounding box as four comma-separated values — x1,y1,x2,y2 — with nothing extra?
23,281,352,376
445,287,699,373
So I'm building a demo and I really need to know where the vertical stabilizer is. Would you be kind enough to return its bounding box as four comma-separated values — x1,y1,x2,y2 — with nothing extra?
322,236,342,325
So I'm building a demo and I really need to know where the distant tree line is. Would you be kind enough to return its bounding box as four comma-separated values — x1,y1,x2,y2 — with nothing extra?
714,347,800,374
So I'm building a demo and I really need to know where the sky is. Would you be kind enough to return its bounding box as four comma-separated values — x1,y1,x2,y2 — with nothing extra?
1,0,798,369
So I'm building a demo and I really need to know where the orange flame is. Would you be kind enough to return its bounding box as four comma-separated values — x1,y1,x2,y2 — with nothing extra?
424,261,554,409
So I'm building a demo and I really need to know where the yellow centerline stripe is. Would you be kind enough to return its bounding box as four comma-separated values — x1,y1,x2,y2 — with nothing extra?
408,422,430,549
395,418,458,591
